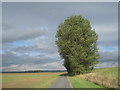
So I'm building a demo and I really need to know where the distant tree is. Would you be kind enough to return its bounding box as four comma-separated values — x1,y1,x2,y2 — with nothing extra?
56,15,99,75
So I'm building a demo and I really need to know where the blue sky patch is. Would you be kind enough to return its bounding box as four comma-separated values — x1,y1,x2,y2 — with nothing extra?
12,41,33,47
99,46,118,51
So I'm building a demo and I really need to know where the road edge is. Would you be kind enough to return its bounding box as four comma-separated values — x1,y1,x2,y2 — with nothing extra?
67,76,73,88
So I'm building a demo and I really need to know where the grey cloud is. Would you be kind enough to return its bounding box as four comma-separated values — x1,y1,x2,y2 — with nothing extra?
2,2,118,71
2,33,61,71
2,2,117,47
3,2,117,27
2,61,65,72
2,26,48,42
11,45,57,55
99,51,118,62
96,50,118,68
96,61,118,68
2,48,118,71
3,36,58,56
94,24,118,47
2,23,15,31
2,49,61,67
2,53,64,71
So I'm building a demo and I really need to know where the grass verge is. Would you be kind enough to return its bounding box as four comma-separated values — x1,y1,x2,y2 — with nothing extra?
68,76,105,88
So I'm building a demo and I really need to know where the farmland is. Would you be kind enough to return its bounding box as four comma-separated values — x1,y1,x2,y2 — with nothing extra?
2,72,61,88
2,72,103,88
2,67,119,88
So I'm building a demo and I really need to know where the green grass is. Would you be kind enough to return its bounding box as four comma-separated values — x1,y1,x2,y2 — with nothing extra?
2,72,61,88
68,76,105,88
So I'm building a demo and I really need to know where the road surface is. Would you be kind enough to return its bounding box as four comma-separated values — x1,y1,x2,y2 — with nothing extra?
48,76,73,88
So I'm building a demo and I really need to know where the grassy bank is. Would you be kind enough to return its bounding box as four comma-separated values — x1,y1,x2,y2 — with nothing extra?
69,76,105,88
76,67,119,88
2,72,61,88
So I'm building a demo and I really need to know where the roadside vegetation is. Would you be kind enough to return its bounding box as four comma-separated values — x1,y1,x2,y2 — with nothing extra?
76,67,119,88
68,76,105,88
2,72,61,88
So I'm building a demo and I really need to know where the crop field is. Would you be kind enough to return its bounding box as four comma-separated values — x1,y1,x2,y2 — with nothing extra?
2,72,62,88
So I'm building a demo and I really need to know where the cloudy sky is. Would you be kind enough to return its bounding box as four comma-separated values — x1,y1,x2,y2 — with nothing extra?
1,2,118,71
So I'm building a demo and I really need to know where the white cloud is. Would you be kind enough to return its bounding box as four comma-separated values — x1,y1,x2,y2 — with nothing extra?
2,61,65,71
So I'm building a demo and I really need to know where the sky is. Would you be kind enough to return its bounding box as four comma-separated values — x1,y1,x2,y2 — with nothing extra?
1,2,118,71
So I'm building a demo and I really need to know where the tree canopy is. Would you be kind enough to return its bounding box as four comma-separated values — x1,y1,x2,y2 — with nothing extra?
56,15,99,75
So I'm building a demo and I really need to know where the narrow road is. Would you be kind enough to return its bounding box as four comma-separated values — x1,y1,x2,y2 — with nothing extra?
48,76,73,88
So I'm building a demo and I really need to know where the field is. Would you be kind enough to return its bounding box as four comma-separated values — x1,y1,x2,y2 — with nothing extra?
2,67,119,88
2,72,61,88
76,67,119,88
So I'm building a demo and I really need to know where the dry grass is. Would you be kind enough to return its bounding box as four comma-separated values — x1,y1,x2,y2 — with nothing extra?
77,73,118,88
76,67,119,88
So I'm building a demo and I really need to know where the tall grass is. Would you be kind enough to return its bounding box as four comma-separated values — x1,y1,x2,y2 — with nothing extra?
76,67,119,88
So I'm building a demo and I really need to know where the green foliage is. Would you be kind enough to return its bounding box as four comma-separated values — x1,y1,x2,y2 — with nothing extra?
56,15,99,75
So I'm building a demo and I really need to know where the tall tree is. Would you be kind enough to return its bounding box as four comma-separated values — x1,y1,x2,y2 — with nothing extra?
56,15,99,75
